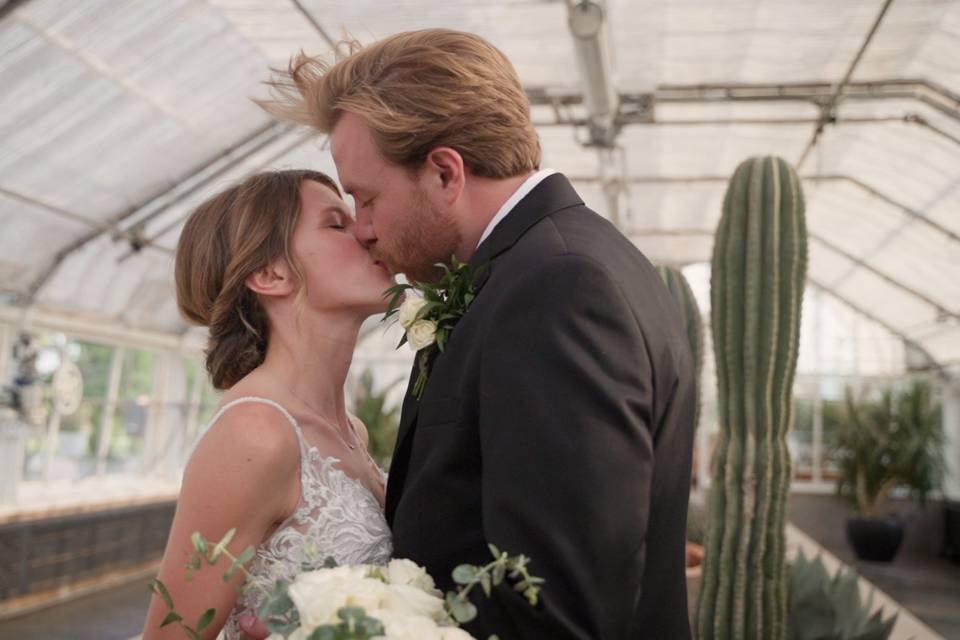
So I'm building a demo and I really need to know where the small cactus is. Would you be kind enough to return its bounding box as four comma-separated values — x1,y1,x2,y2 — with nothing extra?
657,265,704,431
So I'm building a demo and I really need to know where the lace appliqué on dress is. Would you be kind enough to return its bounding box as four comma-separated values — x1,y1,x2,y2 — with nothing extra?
214,398,392,640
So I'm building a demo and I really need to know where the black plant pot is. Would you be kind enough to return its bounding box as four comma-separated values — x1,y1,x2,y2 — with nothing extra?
846,516,905,562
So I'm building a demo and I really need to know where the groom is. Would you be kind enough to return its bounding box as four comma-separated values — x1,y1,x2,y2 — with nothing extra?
261,29,695,639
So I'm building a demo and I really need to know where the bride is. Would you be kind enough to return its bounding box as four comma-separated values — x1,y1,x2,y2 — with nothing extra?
142,169,396,639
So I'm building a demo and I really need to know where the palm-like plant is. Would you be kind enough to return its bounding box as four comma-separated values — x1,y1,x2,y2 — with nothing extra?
834,380,944,516
351,369,403,468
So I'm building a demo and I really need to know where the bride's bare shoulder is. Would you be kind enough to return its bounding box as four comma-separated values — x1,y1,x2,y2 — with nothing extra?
188,398,300,477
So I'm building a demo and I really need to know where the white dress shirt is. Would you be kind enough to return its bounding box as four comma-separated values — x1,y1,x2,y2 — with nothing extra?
476,168,557,249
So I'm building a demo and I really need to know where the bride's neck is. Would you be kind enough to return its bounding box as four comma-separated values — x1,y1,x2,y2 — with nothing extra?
257,312,362,420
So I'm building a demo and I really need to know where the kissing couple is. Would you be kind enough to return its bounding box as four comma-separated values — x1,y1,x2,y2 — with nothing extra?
143,28,695,640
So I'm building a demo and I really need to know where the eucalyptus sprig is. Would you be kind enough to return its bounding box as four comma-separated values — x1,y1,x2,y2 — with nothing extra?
383,256,486,399
149,528,267,639
150,528,303,638
445,544,545,627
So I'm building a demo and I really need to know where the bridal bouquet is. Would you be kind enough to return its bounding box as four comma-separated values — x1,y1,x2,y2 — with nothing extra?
151,530,543,640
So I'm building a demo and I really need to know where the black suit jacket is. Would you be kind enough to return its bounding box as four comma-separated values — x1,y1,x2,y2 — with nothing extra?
385,174,696,639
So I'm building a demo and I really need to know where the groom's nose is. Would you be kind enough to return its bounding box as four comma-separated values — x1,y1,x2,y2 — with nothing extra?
352,210,377,246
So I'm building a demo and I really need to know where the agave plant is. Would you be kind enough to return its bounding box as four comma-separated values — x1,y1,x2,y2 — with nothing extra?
787,551,896,640
833,380,944,516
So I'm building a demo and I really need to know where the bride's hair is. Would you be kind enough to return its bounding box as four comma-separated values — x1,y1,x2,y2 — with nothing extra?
175,169,341,390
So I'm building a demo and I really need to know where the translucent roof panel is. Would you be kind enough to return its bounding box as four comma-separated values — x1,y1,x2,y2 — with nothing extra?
0,0,957,370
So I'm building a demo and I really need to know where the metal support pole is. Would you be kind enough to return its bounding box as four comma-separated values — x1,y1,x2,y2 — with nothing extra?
942,381,960,503
0,322,12,386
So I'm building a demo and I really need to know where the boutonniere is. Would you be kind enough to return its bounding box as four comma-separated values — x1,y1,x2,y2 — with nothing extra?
384,257,487,399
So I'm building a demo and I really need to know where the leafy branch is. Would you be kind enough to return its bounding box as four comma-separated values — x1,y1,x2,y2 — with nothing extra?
149,528,299,639
444,544,545,627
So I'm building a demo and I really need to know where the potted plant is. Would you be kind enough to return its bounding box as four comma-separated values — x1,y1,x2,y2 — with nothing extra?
833,380,944,562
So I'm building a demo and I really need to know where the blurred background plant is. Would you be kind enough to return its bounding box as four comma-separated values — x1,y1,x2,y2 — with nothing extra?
787,551,896,640
834,380,944,517
351,369,403,469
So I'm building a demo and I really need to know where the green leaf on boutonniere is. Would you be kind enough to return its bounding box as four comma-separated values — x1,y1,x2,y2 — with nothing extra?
382,256,487,400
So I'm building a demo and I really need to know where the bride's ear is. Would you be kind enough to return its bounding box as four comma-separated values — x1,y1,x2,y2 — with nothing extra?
245,258,296,298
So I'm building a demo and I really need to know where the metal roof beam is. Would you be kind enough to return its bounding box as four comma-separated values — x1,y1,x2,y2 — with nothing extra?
23,123,294,304
570,173,960,245
290,0,337,51
0,0,32,23
526,79,960,125
806,277,942,373
623,225,956,322
622,226,945,369
118,129,321,261
796,0,896,169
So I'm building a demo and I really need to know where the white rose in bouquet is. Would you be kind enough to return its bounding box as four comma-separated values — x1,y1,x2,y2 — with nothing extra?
384,558,439,594
280,562,477,639
371,611,466,640
381,583,447,622
288,566,385,628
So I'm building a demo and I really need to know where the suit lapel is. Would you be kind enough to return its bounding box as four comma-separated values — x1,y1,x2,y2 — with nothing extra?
384,173,583,524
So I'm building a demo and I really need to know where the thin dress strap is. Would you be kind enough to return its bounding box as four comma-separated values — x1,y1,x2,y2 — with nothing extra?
207,396,308,456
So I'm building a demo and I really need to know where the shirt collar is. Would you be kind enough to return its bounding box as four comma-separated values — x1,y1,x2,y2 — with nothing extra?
475,168,557,249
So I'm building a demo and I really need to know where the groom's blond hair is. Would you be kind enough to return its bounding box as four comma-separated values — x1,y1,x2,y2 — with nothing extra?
259,29,540,178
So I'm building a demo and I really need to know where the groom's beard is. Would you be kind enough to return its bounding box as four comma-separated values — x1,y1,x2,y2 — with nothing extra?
378,187,460,284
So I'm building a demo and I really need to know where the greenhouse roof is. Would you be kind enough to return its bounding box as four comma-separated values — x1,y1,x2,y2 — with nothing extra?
1,0,958,367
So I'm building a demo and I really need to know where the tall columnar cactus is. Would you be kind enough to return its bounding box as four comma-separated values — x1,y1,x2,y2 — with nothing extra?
657,265,704,430
695,156,807,640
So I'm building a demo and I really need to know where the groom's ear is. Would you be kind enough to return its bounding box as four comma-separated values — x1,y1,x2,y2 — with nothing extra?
244,259,296,298
423,147,465,203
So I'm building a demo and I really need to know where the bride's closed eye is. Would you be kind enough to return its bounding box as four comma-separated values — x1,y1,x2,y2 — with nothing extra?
324,209,351,231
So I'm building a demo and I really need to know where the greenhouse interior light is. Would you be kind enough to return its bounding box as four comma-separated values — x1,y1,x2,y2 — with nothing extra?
567,0,620,146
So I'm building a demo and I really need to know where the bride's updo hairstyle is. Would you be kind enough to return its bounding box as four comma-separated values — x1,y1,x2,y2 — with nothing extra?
175,169,341,390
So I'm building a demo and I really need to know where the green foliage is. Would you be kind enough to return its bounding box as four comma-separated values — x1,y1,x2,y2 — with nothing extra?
304,608,385,639
656,265,704,431
696,156,808,640
787,551,896,640
833,380,944,516
350,369,402,468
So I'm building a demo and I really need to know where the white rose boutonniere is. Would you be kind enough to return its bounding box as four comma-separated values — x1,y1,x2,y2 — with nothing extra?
384,257,488,399
406,320,438,351
398,296,429,329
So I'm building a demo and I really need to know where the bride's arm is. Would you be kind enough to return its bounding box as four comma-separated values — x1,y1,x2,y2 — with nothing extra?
142,403,301,639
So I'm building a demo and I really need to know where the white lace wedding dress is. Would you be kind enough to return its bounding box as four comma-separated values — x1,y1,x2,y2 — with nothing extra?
212,397,393,640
